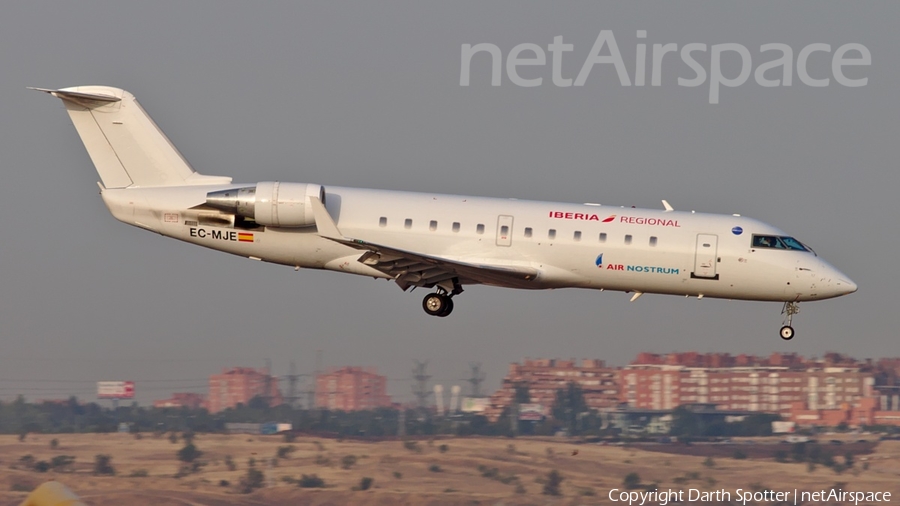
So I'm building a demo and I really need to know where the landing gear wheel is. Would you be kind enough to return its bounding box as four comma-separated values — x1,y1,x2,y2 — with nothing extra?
423,293,453,317
423,293,444,316
780,326,795,341
780,302,800,341
438,296,454,317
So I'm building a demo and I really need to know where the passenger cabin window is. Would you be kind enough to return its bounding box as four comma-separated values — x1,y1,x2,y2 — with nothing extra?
574,231,582,241
404,219,412,229
452,222,460,233
429,220,437,231
379,217,387,227
476,224,485,234
524,227,533,238
624,234,632,245
599,232,607,243
548,229,557,240
649,236,657,247
752,235,808,251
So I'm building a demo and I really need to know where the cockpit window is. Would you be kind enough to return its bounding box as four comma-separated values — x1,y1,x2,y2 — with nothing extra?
752,235,809,251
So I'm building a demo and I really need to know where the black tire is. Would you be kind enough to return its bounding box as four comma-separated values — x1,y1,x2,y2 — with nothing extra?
437,297,454,317
780,326,794,340
422,293,446,316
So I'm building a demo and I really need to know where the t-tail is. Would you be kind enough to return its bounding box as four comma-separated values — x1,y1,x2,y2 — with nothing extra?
31,86,232,188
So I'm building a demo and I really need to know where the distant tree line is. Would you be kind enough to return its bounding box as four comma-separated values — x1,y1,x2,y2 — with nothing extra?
668,405,780,438
0,384,803,439
0,395,528,437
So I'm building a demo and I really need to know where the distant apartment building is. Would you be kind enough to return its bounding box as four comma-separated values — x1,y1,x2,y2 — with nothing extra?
315,367,391,411
790,386,900,427
621,352,875,419
874,386,900,412
485,359,619,421
153,392,206,410
208,367,283,414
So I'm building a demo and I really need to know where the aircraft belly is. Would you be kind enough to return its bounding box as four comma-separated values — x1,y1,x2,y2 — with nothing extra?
323,254,392,278
150,220,348,269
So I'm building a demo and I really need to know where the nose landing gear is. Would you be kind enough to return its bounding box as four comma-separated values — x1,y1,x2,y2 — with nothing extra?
423,291,454,317
780,301,799,340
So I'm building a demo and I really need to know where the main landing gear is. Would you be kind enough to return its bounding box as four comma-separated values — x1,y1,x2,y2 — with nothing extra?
423,291,454,317
780,301,799,340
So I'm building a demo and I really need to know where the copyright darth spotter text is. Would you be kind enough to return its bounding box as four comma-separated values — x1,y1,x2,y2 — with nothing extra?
608,488,891,506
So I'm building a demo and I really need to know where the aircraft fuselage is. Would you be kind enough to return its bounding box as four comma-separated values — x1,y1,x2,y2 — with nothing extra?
101,185,855,303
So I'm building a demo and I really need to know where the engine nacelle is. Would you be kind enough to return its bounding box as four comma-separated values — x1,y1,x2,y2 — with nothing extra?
205,182,325,227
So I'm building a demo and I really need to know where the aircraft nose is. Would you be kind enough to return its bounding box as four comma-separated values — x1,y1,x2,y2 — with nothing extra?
838,277,858,295
802,260,856,300
824,264,857,297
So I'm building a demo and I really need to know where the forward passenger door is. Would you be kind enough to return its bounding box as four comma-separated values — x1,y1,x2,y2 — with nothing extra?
692,233,719,279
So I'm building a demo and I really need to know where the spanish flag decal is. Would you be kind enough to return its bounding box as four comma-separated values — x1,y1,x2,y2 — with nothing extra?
238,233,254,243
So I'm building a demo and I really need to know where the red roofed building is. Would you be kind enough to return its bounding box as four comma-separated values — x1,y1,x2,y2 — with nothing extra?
315,367,391,411
485,359,619,421
622,352,875,418
208,367,283,413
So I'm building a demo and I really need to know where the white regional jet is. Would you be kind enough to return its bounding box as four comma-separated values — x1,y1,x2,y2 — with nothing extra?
35,86,857,340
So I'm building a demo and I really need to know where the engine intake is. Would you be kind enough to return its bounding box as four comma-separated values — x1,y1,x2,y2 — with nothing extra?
205,182,325,227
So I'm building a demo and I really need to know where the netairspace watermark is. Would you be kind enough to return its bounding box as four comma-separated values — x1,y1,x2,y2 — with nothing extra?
607,487,891,506
459,31,871,104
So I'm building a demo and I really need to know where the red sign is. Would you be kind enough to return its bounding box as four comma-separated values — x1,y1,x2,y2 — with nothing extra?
97,381,135,399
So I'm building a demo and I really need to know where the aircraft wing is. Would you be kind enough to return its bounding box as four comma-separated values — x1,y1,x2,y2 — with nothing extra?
309,196,540,291
331,236,540,291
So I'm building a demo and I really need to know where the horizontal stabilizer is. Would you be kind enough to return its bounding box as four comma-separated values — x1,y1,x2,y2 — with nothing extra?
29,87,122,104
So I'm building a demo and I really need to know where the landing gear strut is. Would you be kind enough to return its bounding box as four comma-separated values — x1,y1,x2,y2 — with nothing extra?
423,291,454,317
780,301,799,340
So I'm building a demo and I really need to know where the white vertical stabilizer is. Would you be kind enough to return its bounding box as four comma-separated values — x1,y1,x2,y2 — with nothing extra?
32,86,232,188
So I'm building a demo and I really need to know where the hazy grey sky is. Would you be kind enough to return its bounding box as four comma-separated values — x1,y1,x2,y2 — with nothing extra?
1,2,897,404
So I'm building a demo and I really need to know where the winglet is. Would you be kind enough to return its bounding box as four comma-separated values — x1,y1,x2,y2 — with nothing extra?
309,197,343,239
662,200,674,212
630,292,643,302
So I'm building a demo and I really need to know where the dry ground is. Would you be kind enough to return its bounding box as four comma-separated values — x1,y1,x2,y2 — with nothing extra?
0,433,898,505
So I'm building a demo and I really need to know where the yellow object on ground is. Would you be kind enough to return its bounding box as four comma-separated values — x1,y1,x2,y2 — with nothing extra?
18,482,85,506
